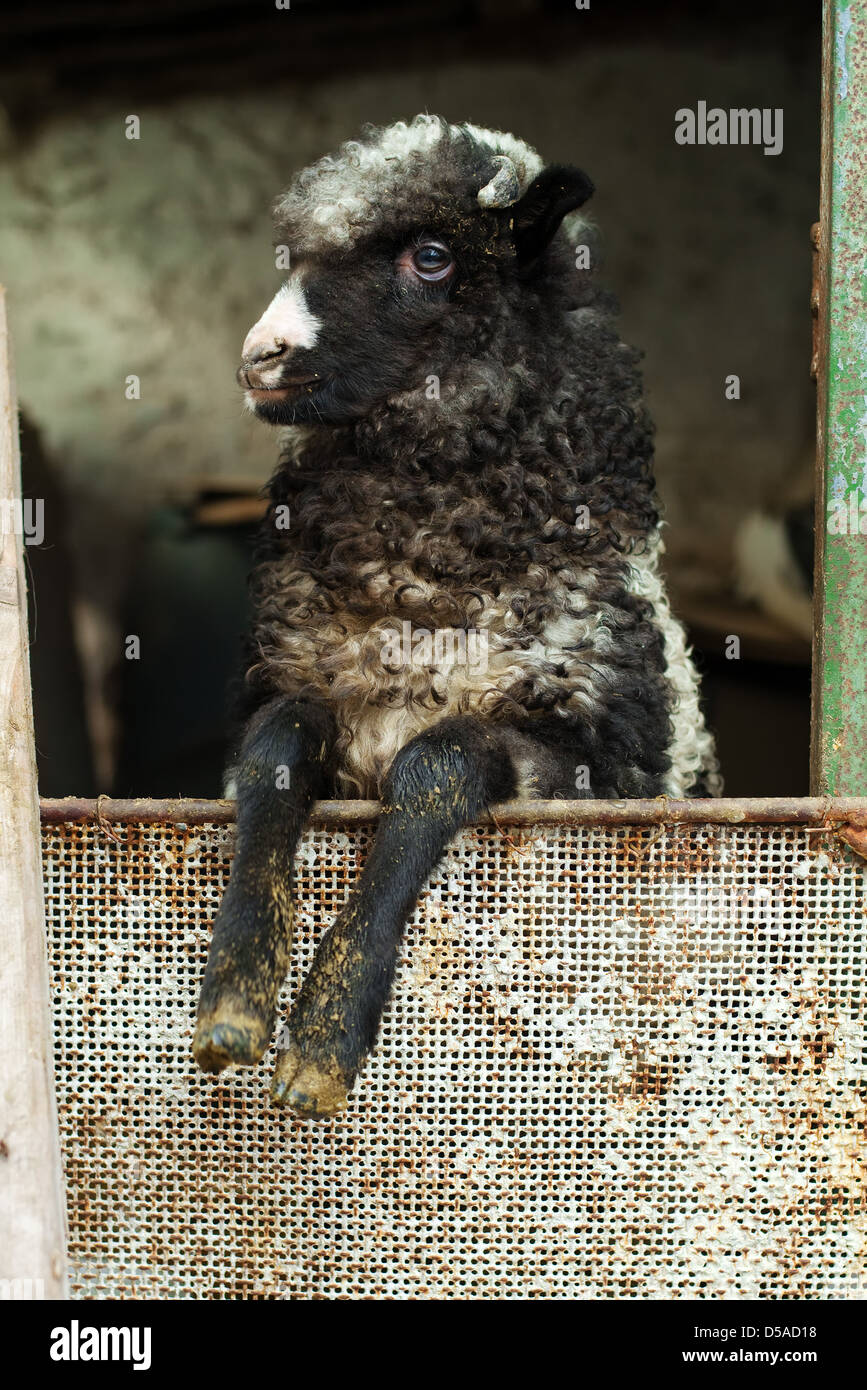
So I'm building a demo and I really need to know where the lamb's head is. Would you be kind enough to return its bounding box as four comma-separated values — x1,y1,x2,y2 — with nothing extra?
238,115,594,429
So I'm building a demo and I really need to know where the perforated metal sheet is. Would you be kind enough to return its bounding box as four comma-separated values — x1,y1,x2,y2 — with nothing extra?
42,817,867,1300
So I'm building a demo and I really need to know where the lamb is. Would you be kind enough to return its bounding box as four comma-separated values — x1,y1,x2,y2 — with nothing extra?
192,114,721,1117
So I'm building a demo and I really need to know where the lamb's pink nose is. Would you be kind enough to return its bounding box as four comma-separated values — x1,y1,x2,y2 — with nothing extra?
241,330,288,368
240,282,322,377
240,330,292,389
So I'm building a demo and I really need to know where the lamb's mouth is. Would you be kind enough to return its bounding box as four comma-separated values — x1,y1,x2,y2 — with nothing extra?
245,376,328,403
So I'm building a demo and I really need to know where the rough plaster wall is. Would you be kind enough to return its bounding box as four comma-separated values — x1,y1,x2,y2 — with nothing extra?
0,44,818,601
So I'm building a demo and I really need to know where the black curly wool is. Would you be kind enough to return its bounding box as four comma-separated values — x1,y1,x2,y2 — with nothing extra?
193,116,720,1115
235,115,720,802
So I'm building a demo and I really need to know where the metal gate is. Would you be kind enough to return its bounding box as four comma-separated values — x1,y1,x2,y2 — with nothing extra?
42,806,867,1299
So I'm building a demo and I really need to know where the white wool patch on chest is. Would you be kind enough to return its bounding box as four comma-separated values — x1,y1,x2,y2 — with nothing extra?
324,584,618,796
257,551,717,799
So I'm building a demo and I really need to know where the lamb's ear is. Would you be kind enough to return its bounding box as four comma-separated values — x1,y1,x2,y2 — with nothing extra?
510,165,595,264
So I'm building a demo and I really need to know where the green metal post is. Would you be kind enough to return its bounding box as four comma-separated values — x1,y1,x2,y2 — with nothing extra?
812,0,867,794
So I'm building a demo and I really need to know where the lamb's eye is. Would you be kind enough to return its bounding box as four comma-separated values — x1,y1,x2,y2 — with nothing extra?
411,241,454,281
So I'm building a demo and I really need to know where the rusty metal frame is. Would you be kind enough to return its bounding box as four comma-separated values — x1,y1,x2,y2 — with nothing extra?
811,0,867,794
43,801,867,1300
39,795,867,827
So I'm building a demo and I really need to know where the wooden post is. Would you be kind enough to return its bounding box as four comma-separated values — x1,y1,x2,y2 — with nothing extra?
0,286,68,1298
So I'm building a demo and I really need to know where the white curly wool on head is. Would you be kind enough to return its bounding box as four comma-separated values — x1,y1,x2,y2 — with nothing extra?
274,114,546,254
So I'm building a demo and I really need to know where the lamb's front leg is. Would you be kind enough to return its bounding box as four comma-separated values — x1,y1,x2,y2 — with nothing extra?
271,716,517,1116
193,695,336,1074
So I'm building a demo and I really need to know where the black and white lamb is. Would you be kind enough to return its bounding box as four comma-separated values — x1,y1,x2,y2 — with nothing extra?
193,114,720,1117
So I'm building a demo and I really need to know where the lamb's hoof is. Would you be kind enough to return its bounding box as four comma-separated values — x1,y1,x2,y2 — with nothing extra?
193,1012,272,1074
270,1045,351,1118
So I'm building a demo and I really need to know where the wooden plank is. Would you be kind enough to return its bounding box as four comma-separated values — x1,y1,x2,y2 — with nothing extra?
0,286,68,1299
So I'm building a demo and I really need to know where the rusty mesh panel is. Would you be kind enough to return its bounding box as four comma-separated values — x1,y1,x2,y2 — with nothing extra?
42,818,867,1300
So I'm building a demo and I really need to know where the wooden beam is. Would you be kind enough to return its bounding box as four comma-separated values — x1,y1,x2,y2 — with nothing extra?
0,287,68,1299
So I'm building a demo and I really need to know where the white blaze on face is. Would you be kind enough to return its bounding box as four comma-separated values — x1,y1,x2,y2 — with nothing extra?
242,279,322,361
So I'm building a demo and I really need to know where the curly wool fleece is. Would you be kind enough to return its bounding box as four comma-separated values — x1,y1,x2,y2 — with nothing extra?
240,115,721,801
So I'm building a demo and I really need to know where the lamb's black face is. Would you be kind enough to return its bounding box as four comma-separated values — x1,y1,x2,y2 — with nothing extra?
238,232,461,426
238,147,595,427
